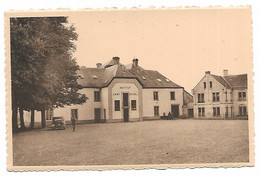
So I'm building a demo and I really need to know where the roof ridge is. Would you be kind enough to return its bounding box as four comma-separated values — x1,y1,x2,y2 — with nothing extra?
224,73,247,77
211,74,231,88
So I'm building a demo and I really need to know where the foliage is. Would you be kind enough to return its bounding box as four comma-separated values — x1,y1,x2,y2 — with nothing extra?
10,17,87,130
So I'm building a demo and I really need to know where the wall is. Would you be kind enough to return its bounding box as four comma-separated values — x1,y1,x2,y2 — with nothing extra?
21,110,42,125
232,89,248,117
101,87,109,121
193,73,233,118
54,88,101,122
111,82,139,120
142,88,184,119
107,78,143,122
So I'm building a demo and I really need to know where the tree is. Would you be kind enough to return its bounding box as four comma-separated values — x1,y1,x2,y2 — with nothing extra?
10,17,87,131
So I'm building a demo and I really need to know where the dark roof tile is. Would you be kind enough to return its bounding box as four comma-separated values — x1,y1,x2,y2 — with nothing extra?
78,62,182,88
224,74,247,89
211,74,231,88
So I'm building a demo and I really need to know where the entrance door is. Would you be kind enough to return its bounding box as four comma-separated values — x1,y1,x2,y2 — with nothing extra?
94,108,101,123
123,93,129,122
225,107,229,118
188,109,193,117
171,105,179,117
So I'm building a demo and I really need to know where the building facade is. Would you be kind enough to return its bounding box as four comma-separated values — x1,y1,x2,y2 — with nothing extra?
192,70,248,118
51,57,193,123
21,57,193,124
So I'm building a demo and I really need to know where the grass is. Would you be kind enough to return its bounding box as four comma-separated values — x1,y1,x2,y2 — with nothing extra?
13,119,249,166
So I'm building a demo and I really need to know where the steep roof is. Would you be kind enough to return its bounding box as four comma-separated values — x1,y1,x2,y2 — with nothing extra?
211,74,231,89
128,65,182,88
77,67,106,87
224,74,247,89
192,72,248,91
77,61,182,89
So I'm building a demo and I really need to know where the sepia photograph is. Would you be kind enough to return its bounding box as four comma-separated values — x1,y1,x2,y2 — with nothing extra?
5,7,254,170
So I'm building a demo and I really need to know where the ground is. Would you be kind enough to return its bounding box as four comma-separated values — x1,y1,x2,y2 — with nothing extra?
13,119,249,166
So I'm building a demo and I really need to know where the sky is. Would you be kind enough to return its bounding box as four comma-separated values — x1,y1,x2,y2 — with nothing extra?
68,8,252,93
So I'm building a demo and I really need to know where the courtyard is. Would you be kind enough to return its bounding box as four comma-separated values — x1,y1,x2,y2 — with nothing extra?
13,119,249,166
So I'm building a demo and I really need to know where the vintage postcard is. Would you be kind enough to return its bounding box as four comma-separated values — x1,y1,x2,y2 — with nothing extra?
5,7,254,171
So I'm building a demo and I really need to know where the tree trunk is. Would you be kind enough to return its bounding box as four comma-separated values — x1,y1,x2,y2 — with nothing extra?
30,109,35,129
41,109,46,128
12,105,18,133
19,108,25,130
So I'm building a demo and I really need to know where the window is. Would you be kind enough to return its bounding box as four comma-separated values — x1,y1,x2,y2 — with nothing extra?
197,93,204,103
204,82,206,88
238,91,246,101
238,92,242,100
210,81,212,88
198,107,205,117
212,92,220,102
114,100,120,111
239,106,247,116
153,91,159,100
131,100,137,110
157,79,162,82
213,107,220,116
94,91,101,102
170,91,175,100
217,107,220,116
243,92,246,100
154,106,159,116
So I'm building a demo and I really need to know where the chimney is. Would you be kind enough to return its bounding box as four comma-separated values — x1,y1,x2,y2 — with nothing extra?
132,58,139,67
223,69,228,77
96,63,102,68
112,56,120,65
205,71,211,74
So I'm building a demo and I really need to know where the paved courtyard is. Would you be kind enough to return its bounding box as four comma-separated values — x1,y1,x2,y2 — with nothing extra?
13,119,249,166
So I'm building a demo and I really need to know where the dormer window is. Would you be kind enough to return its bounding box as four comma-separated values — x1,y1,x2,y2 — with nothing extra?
157,79,162,82
165,78,170,82
78,74,84,79
142,76,146,80
92,75,98,79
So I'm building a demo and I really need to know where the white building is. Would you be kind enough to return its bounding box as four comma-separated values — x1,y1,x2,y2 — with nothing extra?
192,70,248,118
24,57,193,124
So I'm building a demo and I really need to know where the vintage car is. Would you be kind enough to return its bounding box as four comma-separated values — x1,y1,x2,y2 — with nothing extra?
51,116,66,130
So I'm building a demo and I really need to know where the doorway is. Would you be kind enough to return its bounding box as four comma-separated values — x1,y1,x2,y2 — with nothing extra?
94,108,101,123
123,93,129,122
188,109,193,117
171,105,179,117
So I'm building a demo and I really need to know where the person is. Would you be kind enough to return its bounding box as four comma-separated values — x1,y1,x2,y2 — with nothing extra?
71,117,77,132
167,112,172,120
